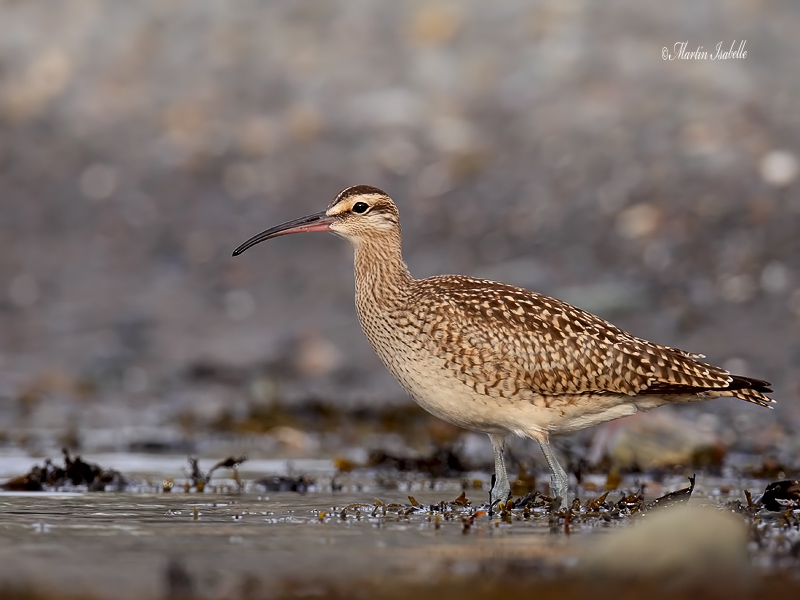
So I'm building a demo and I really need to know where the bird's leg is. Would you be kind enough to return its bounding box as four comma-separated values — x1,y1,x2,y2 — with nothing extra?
488,433,511,509
537,438,569,511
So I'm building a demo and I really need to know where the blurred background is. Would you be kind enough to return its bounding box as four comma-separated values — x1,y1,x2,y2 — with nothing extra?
0,0,798,470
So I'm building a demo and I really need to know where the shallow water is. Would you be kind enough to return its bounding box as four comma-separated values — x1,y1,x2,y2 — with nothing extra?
0,451,791,599
0,490,572,599
0,452,583,597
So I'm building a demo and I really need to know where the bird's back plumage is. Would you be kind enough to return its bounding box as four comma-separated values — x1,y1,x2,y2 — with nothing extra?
384,274,774,410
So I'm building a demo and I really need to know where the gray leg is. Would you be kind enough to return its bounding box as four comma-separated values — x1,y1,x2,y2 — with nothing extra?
537,439,569,510
488,433,511,507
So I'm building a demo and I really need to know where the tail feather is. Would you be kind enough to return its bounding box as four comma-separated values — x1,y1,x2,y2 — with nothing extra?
723,375,775,408
706,386,775,408
728,374,772,393
642,374,775,408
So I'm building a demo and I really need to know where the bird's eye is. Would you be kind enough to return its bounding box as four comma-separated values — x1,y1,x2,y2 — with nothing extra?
352,202,369,214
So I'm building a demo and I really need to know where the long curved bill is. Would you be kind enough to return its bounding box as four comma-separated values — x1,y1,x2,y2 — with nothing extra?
232,211,335,256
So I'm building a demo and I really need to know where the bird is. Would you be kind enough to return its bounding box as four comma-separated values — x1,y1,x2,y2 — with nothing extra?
233,185,775,509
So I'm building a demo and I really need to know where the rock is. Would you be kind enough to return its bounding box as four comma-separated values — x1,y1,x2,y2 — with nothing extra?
581,504,749,576
615,203,661,239
589,411,722,469
272,425,318,453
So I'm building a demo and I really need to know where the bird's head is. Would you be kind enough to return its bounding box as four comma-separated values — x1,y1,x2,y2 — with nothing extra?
232,185,400,256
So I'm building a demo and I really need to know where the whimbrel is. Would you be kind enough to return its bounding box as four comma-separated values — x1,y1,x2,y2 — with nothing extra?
233,185,774,508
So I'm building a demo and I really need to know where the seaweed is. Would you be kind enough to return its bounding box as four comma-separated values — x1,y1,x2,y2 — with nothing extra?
758,480,800,512
0,448,126,492
184,455,247,492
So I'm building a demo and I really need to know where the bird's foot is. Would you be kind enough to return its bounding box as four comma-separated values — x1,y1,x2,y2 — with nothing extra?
489,474,511,514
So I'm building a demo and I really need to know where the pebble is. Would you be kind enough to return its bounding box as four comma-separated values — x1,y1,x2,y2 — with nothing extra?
759,150,798,187
590,411,720,469
581,504,749,576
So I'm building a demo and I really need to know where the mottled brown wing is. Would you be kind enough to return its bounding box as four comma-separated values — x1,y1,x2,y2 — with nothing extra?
412,275,769,403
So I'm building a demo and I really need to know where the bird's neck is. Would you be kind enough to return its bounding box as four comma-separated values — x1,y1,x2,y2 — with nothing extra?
353,233,413,309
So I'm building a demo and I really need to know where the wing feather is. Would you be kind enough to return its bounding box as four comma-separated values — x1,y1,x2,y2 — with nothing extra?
409,275,773,406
